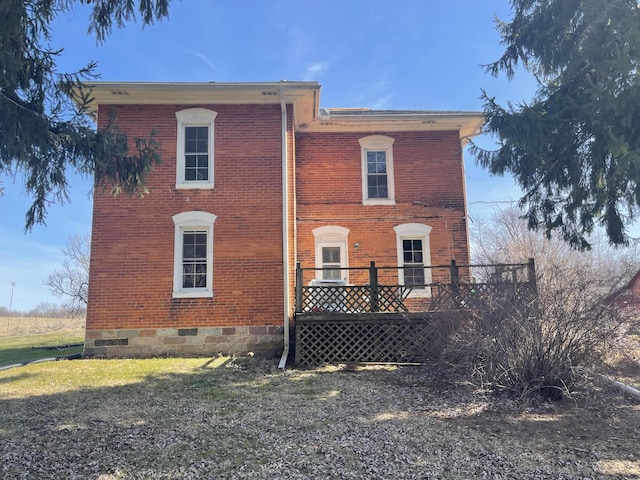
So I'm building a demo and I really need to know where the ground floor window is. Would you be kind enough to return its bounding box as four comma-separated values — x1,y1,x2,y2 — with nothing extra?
402,239,425,286
321,246,342,280
312,225,350,282
394,223,432,297
172,211,216,298
182,230,208,288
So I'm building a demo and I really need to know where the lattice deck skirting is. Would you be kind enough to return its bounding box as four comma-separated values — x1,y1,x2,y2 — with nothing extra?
294,312,463,367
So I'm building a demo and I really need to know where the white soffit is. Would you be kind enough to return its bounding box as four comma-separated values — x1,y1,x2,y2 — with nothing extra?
79,81,483,138
81,81,321,126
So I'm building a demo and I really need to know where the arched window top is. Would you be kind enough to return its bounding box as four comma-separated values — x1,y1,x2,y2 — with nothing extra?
313,225,350,240
175,108,218,123
358,135,395,149
393,223,432,236
173,211,217,226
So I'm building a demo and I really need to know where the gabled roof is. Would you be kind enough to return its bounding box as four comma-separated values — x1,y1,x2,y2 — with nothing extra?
80,81,483,139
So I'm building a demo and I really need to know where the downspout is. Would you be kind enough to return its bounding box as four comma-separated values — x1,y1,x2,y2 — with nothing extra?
278,89,290,370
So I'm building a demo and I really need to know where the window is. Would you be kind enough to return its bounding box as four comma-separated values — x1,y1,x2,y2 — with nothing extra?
176,108,217,189
321,246,342,280
182,230,207,288
359,135,395,205
184,126,209,182
172,211,217,298
402,239,425,286
313,226,350,282
394,223,432,297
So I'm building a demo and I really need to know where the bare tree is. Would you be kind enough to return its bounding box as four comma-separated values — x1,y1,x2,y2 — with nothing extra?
45,234,90,317
471,205,640,295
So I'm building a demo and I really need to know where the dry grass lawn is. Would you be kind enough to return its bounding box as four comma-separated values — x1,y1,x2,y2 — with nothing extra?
0,316,85,336
0,316,639,479
0,353,639,479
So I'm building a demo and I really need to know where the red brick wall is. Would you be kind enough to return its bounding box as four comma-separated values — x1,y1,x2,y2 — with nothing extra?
88,105,470,336
295,130,470,285
87,104,286,331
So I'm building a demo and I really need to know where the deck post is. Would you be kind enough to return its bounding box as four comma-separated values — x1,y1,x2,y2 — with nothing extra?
527,258,537,292
295,262,303,313
369,261,379,312
450,259,460,296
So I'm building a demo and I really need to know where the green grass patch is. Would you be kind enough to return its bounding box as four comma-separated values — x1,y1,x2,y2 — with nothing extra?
0,357,224,398
0,331,84,368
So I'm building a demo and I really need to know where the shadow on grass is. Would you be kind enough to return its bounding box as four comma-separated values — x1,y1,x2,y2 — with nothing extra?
0,371,35,385
0,345,84,368
0,357,638,479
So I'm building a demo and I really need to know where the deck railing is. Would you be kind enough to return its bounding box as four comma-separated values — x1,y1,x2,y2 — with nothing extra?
295,259,537,314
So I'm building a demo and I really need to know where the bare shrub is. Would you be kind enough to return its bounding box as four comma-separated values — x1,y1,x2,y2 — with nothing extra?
443,267,628,399
453,206,638,399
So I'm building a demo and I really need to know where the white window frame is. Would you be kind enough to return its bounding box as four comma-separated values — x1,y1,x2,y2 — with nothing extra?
312,225,350,282
175,108,218,189
359,135,395,205
393,223,432,298
172,211,217,298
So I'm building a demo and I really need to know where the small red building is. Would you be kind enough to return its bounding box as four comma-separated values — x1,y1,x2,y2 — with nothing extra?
606,269,640,309
83,81,483,360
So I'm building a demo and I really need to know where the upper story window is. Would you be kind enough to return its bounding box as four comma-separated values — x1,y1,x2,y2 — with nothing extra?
359,135,395,205
175,108,218,189
172,211,217,298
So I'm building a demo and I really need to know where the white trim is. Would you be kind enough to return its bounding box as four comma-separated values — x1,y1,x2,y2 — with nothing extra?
359,135,395,205
393,223,432,298
279,90,290,370
312,226,349,282
175,108,218,189
172,211,217,298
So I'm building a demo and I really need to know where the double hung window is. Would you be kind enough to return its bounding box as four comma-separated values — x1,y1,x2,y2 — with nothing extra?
402,239,425,286
394,223,432,297
184,126,210,182
359,135,395,205
321,246,343,280
176,108,217,189
172,211,216,298
366,150,389,199
181,230,208,288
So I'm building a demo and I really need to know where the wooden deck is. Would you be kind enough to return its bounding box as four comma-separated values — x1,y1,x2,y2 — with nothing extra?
294,311,464,366
293,260,537,367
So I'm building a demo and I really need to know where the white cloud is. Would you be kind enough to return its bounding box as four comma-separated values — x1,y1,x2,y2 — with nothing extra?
302,61,329,81
370,95,392,110
184,49,217,71
351,75,393,109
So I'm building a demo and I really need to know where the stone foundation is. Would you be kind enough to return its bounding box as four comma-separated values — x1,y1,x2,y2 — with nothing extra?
84,326,283,358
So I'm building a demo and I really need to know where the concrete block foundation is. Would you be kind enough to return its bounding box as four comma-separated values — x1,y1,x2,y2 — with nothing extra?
84,325,283,358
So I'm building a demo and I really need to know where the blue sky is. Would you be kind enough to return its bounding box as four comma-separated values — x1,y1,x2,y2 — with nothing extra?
1,0,538,312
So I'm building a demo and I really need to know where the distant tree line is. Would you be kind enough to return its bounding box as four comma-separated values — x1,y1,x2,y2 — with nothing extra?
0,302,84,318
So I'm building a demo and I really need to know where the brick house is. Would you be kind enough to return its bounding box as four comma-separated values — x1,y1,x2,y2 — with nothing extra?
82,81,483,363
